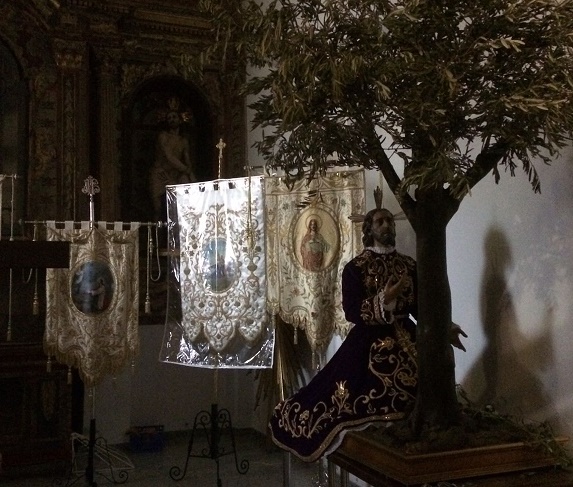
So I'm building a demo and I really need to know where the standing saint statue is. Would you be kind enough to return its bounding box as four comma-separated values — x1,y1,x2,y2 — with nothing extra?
149,98,197,221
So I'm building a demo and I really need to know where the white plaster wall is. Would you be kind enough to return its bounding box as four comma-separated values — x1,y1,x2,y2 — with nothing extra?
449,147,573,439
85,325,259,444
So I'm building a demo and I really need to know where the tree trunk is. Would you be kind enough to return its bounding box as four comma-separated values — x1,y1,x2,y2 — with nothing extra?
409,191,461,435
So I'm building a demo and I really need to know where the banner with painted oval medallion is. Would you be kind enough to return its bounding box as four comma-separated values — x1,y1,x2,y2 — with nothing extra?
160,176,273,368
44,221,140,387
265,169,365,353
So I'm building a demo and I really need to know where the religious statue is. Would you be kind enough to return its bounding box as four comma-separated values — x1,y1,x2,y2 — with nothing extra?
270,207,466,462
149,97,197,221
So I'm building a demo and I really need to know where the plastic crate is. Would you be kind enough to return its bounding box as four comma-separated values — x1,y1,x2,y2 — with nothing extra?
128,425,165,452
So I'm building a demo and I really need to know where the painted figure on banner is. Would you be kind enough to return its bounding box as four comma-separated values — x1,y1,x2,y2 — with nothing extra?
90,278,107,311
71,261,114,315
269,207,467,462
203,237,237,293
300,215,330,271
149,97,197,221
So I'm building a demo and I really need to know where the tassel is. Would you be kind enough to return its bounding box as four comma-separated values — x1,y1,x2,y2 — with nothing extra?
33,267,40,315
6,323,11,342
47,356,52,373
144,297,151,314
67,366,72,385
293,326,298,345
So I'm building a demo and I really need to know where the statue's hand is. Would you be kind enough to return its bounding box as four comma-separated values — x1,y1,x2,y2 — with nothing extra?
383,272,408,304
450,322,468,352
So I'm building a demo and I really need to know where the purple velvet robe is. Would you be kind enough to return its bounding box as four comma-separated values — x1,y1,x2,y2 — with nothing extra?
268,248,418,462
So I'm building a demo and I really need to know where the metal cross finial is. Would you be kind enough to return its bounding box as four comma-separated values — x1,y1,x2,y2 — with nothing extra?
374,186,383,209
82,176,100,226
82,175,100,197
216,138,226,179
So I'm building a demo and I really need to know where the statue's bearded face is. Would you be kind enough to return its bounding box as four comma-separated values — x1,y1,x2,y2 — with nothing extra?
370,209,396,246
166,111,181,127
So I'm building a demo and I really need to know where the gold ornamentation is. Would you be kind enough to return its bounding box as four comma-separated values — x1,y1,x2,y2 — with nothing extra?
120,63,169,98
273,337,416,461
54,40,85,71
333,381,349,410
45,224,140,387
357,250,416,325
161,176,272,368
55,51,84,70
265,170,365,351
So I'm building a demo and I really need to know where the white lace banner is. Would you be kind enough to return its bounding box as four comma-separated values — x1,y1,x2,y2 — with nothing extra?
44,222,140,387
160,176,273,368
265,170,365,352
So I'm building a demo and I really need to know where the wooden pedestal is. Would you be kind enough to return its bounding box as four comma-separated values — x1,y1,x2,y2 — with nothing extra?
329,430,572,486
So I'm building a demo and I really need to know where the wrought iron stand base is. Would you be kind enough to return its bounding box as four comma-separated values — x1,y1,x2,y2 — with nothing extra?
169,403,249,487
53,418,132,487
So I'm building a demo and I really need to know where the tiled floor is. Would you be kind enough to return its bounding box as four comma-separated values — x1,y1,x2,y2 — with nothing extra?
0,429,341,487
7,429,572,487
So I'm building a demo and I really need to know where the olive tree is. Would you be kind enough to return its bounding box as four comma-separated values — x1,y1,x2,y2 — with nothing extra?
197,0,573,437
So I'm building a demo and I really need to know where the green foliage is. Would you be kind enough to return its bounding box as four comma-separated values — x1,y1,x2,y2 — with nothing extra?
198,0,573,199
193,0,573,437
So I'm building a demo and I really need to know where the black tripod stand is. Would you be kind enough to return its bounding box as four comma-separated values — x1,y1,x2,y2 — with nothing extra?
54,391,133,487
169,403,249,487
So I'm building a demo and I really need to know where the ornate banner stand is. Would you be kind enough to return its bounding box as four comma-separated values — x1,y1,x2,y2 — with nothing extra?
163,143,269,486
2,175,147,486
44,177,140,487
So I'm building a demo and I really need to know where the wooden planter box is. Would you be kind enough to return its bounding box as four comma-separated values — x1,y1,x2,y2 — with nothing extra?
332,430,569,486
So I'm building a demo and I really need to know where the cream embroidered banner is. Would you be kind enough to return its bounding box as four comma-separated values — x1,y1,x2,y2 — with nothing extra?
44,221,140,387
265,170,365,352
160,176,273,368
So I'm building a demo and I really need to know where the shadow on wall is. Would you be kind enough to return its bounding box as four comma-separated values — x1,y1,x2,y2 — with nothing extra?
461,226,558,425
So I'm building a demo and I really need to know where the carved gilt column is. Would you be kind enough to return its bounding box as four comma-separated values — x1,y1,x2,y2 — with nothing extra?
54,39,89,220
94,50,121,220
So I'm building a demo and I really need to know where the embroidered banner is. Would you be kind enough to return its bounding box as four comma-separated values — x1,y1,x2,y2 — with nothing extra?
160,176,273,368
44,221,140,387
265,170,365,352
